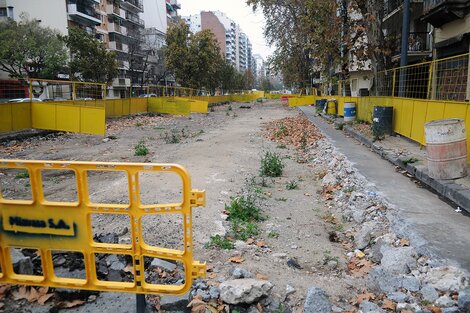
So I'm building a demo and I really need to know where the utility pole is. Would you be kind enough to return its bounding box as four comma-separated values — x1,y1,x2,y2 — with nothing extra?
340,0,348,96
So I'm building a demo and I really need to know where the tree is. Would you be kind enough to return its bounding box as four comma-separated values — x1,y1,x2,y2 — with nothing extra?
247,0,341,90
0,15,67,79
244,70,255,90
64,27,118,84
165,20,191,86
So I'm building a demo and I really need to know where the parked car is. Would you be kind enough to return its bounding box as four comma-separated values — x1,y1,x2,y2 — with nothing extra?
139,93,157,98
8,98,42,102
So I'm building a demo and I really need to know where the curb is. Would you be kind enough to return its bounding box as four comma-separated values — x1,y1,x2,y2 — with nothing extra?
0,129,57,144
317,113,470,213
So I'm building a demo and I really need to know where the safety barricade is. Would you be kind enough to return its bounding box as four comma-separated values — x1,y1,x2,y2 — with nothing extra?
0,160,206,295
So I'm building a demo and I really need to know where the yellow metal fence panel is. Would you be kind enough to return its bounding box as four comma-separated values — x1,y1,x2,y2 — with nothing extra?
0,160,206,295
176,98,208,113
147,98,191,115
0,103,32,133
31,102,105,136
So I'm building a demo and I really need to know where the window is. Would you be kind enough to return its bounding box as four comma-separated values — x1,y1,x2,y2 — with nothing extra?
0,8,7,16
351,79,358,92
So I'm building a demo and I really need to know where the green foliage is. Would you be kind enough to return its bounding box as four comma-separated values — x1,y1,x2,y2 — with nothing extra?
335,122,344,130
64,27,118,83
205,235,233,250
15,170,29,179
402,157,419,165
225,195,263,222
268,230,280,238
275,124,288,138
260,151,284,177
277,144,287,149
322,250,339,264
164,131,181,144
134,140,149,156
275,197,287,202
285,180,298,190
231,220,259,240
0,15,67,79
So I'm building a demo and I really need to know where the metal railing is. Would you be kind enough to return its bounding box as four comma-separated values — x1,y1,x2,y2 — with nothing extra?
393,32,432,55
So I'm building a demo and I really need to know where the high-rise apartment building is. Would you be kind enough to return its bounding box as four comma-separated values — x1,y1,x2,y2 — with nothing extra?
183,11,253,73
0,0,166,97
165,0,180,24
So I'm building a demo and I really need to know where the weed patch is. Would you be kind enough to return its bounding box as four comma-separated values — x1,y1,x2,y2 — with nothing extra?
260,151,284,177
286,180,298,190
134,140,149,156
225,195,263,222
15,170,29,179
205,235,233,250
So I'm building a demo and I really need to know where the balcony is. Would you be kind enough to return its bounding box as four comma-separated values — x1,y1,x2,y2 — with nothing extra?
106,4,125,19
67,4,101,25
391,32,432,62
109,41,129,53
112,77,131,87
125,12,145,27
108,22,127,36
117,60,130,69
121,0,144,13
383,0,424,25
421,0,470,27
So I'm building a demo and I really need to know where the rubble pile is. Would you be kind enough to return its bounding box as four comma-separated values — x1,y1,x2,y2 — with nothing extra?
310,138,470,313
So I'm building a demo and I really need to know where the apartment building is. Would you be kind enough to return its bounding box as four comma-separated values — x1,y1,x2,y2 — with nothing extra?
0,0,155,97
183,11,253,73
166,0,180,24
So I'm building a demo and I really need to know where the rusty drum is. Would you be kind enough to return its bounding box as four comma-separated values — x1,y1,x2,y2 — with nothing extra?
424,118,467,180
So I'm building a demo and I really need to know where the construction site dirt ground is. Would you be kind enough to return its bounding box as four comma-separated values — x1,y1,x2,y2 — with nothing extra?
0,100,469,313
0,101,358,312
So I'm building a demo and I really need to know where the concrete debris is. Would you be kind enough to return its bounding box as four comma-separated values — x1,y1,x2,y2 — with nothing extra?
303,287,332,313
219,279,273,304
149,258,177,272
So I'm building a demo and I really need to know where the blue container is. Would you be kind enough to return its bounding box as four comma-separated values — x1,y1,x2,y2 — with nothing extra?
344,102,356,122
315,99,327,110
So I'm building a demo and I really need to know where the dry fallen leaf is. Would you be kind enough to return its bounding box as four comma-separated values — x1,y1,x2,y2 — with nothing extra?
229,256,245,263
399,238,410,246
57,299,86,308
12,286,29,301
425,307,442,313
382,299,396,310
256,241,267,248
256,273,269,280
187,295,206,313
256,302,264,312
246,238,255,245
37,293,54,305
348,257,373,277
304,193,312,196
355,292,375,304
27,287,40,303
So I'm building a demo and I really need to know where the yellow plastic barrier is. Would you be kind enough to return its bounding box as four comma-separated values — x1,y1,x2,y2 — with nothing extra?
0,160,206,295
0,102,32,133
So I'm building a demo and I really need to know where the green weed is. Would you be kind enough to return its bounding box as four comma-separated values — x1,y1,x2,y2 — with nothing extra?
205,235,234,250
134,140,149,156
275,197,287,202
276,144,287,149
260,151,284,177
286,180,298,190
225,195,263,222
15,170,29,179
231,220,259,240
268,231,280,238
275,124,288,138
322,250,339,264
402,157,419,165
164,131,181,144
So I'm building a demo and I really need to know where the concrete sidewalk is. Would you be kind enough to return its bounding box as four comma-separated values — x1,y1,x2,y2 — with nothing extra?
299,106,470,271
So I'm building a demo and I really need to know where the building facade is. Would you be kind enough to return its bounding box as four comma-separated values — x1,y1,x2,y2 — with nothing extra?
0,0,179,97
183,10,253,73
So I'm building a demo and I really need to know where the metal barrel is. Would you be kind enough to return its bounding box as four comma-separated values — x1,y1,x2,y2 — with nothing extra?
326,100,336,115
425,118,467,180
344,102,356,122
372,106,393,136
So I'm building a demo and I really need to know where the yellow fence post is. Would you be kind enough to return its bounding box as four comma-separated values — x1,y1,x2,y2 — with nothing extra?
392,69,397,97
72,82,76,100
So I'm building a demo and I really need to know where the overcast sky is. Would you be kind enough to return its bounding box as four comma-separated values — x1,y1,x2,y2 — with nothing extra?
178,0,273,60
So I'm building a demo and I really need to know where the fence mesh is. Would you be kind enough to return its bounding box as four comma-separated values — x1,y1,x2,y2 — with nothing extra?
323,53,470,101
